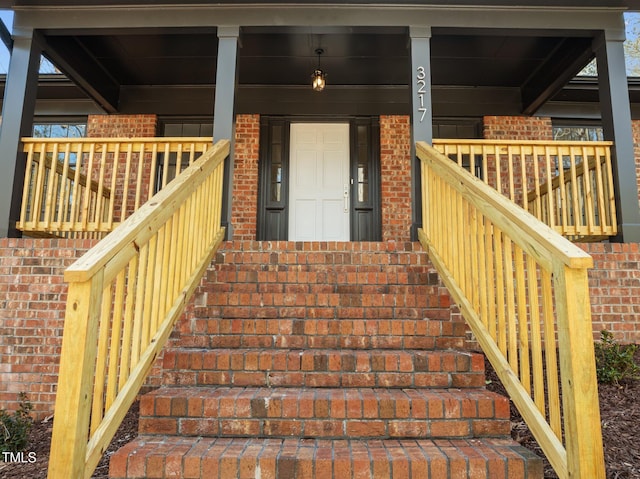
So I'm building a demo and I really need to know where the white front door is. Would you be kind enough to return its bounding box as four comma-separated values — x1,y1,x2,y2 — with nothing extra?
289,123,350,241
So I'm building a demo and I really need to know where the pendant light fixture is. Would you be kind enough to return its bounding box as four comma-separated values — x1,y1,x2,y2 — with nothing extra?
312,48,326,92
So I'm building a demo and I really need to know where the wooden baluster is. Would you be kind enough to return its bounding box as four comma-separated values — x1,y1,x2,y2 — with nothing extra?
107,143,121,231
162,143,171,189
81,143,96,232
69,143,84,231
43,143,61,232
557,147,568,234
477,212,488,330
134,143,146,212
130,243,149,368
527,256,545,415
106,269,126,407
504,237,518,373
493,226,507,356
519,146,528,210
95,143,108,232
90,281,113,435
507,145,515,203
544,146,556,232
141,235,157,350
514,245,530,394
119,255,138,389
59,143,73,231
120,144,133,222
19,143,36,229
148,143,159,201
541,269,561,439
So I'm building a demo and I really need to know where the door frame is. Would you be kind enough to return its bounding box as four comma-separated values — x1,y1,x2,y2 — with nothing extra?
288,122,351,242
257,116,381,241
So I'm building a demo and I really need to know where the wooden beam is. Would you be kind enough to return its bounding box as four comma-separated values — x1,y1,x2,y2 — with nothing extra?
521,37,594,115
43,36,120,113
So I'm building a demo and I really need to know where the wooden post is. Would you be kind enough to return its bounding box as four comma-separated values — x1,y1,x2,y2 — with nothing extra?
47,273,104,479
213,26,239,240
0,27,41,237
409,26,432,240
595,27,640,242
554,264,605,479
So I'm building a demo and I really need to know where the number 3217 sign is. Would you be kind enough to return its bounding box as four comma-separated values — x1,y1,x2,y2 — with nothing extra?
416,66,427,122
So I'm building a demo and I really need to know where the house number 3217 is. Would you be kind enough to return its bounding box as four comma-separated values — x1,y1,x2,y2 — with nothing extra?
416,66,427,122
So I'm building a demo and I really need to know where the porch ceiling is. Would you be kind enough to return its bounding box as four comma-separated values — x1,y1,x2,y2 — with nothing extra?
39,26,594,114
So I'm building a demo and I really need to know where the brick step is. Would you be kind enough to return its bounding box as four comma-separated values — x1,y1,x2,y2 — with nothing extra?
173,318,466,350
109,436,543,479
162,349,484,389
139,387,510,439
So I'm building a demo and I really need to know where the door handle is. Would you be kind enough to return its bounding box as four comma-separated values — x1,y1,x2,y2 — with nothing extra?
343,184,349,213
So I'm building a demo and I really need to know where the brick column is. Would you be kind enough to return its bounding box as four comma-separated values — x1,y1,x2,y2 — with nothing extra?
483,115,553,140
232,114,260,240
380,115,412,242
87,114,158,138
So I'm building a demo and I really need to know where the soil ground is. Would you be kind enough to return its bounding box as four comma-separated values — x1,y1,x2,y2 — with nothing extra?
0,351,638,479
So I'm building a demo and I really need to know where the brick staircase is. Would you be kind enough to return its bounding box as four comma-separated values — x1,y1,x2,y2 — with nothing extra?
110,241,542,479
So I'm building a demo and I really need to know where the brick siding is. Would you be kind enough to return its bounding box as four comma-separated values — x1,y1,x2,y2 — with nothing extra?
0,239,97,419
580,242,640,344
380,115,413,242
231,114,260,240
483,115,553,141
2,238,638,417
86,114,159,219
87,114,158,138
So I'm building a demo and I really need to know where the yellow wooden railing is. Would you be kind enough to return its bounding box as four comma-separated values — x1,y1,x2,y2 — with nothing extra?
432,139,617,241
418,141,605,479
18,137,211,238
47,139,229,479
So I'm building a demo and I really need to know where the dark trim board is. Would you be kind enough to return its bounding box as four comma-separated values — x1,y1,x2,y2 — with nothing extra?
257,116,382,241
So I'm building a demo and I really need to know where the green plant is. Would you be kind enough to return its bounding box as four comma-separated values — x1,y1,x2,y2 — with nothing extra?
0,393,33,454
595,330,640,385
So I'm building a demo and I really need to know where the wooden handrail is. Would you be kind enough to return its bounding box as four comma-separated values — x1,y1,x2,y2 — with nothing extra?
18,137,212,238
417,141,605,479
47,139,230,479
432,139,617,241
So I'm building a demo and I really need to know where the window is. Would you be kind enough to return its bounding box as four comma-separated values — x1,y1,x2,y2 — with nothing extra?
33,123,86,139
552,126,603,142
32,122,87,167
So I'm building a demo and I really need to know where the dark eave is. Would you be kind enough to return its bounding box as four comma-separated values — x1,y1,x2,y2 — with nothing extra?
0,0,632,6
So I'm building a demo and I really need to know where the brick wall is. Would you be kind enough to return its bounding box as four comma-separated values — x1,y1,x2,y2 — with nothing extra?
87,114,158,138
1,238,639,417
483,116,553,141
0,238,166,419
232,114,260,241
87,114,159,219
579,242,640,344
0,239,96,419
380,115,412,242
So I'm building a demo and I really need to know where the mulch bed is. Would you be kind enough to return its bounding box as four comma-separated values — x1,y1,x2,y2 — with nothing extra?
484,349,640,479
0,401,139,479
1,351,638,479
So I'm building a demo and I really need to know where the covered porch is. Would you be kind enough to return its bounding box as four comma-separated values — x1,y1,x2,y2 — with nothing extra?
0,2,638,479
0,1,639,243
